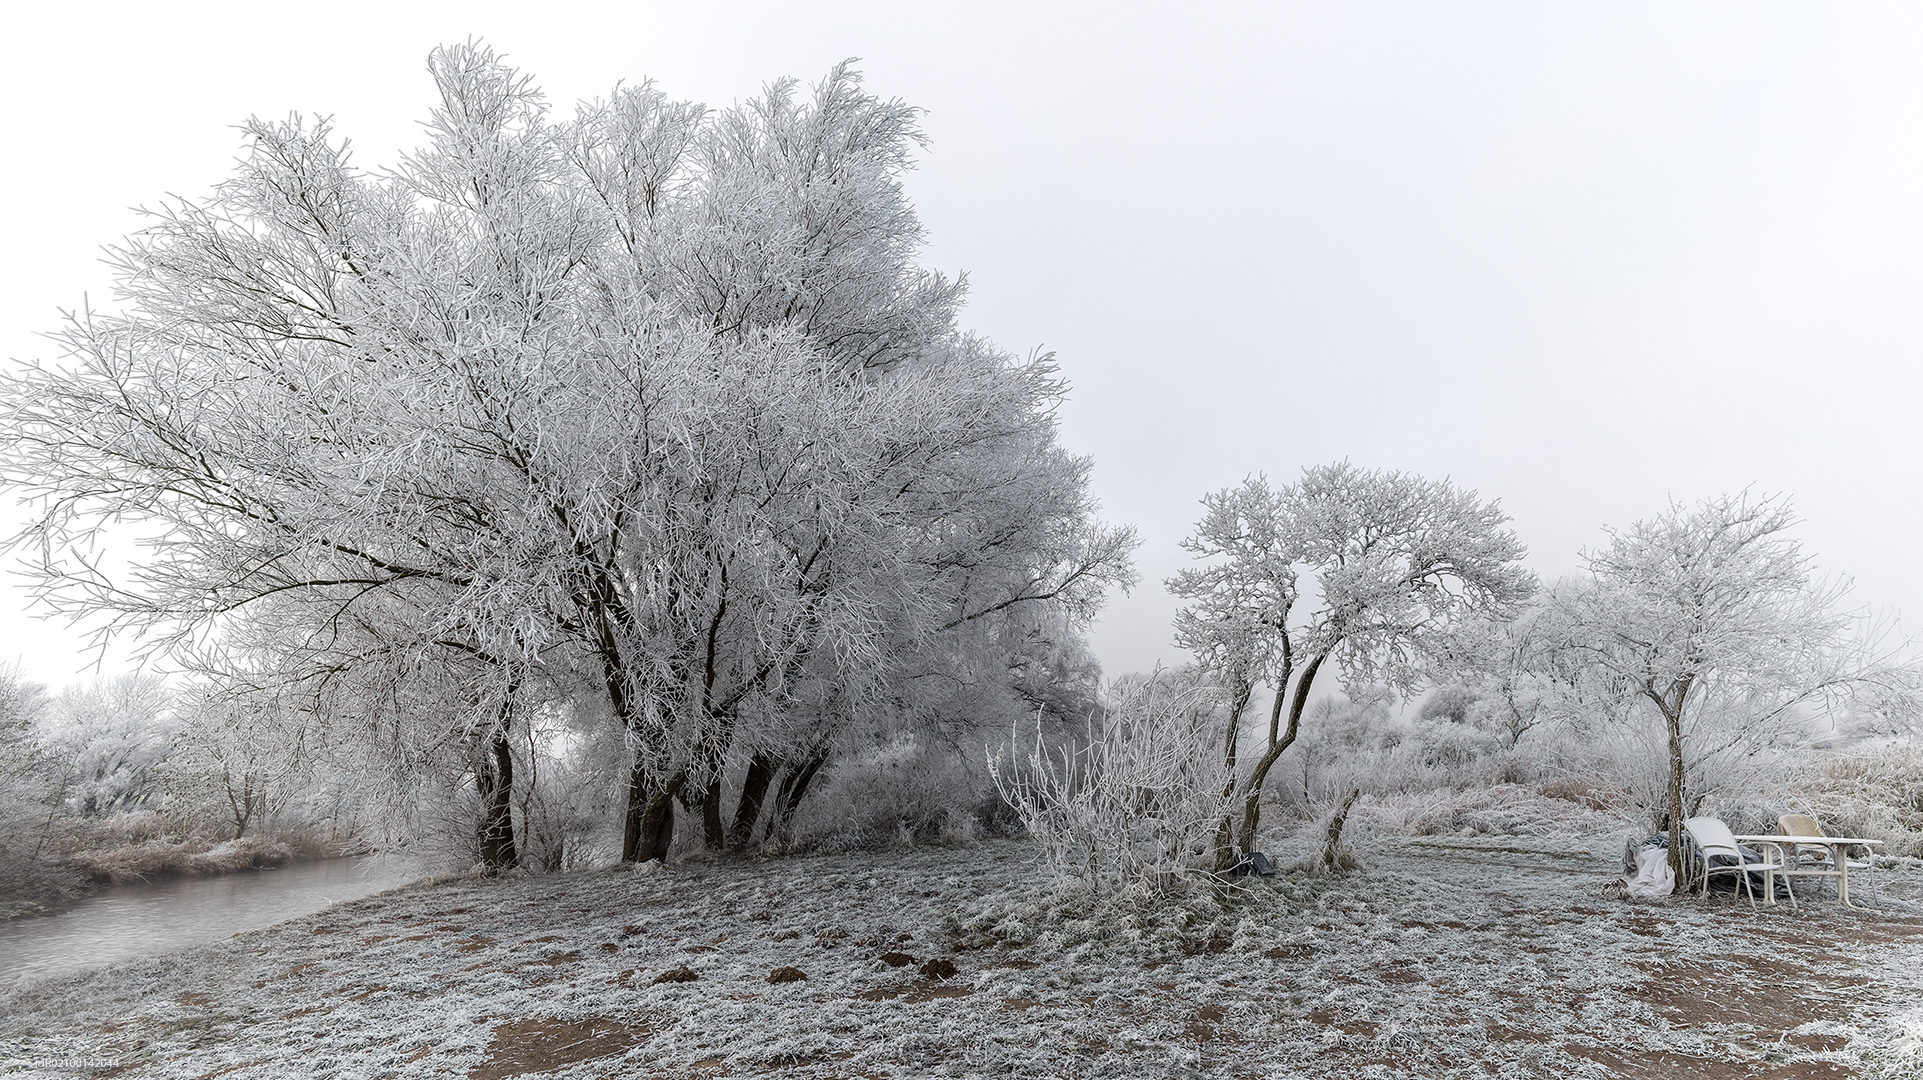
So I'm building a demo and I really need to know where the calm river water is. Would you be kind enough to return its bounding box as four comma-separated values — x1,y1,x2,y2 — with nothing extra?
0,856,423,987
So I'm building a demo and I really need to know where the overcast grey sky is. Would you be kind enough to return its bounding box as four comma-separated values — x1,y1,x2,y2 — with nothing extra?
3,2,1920,683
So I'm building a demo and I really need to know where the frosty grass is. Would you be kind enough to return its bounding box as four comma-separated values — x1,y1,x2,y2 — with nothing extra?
3,835,1921,1079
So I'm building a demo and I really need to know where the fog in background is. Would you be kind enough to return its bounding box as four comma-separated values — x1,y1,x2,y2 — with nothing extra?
3,2,1919,680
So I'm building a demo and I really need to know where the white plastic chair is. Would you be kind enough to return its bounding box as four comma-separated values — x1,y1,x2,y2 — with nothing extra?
1780,814,1874,904
1684,817,1790,909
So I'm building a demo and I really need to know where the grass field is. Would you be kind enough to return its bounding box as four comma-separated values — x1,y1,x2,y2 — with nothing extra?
2,835,1921,1079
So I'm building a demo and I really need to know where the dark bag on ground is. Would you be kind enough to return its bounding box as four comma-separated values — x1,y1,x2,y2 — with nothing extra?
1703,846,1791,899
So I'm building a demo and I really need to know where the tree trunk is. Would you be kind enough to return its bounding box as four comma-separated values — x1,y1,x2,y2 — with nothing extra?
516,723,538,866
622,764,687,863
700,776,725,849
1211,674,1250,872
1315,788,1362,874
647,789,677,861
477,722,518,871
767,754,827,841
1236,652,1327,854
225,768,253,839
730,753,778,848
1664,703,1688,883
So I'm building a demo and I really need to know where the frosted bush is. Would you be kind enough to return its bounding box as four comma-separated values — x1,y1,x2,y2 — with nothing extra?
988,674,1232,895
787,739,990,850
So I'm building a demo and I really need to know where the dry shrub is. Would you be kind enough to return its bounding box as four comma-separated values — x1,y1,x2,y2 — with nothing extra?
1689,744,1923,860
70,810,176,845
1536,774,1623,812
1362,783,1633,839
989,675,1232,896
2,811,347,912
49,820,350,886
785,739,989,852
1782,744,1923,858
0,844,86,917
64,836,288,885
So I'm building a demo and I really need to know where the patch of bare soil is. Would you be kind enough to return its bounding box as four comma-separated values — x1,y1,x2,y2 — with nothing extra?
467,1017,647,1080
1565,1044,1858,1079
854,979,976,1003
1625,953,1870,1031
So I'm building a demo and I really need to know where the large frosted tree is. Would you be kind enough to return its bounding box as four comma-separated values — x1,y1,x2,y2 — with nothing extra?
0,44,1132,865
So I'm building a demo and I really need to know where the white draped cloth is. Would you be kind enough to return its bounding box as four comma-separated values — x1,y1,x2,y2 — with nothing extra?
1623,847,1675,897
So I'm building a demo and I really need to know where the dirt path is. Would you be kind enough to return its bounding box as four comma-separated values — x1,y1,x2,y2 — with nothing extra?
2,837,1919,1079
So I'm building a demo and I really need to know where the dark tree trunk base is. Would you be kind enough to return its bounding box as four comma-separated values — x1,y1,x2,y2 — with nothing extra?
729,754,778,849
477,723,518,871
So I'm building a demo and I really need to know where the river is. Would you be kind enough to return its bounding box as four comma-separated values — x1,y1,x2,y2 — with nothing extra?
0,856,424,987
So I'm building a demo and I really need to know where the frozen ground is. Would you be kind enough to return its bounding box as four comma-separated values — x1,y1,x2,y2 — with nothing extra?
2,835,1921,1079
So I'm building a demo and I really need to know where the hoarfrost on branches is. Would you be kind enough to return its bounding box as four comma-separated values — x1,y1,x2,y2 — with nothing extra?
988,671,1232,896
1544,492,1917,876
1168,462,1535,862
0,43,1135,867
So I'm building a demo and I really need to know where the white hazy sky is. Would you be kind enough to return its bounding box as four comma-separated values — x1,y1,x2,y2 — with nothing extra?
2,2,1920,684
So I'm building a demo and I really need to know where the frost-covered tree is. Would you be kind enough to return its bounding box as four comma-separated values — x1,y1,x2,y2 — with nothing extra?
1432,594,1586,751
0,664,52,844
1548,493,1915,877
41,676,176,818
0,45,1131,865
1170,462,1535,861
165,687,309,838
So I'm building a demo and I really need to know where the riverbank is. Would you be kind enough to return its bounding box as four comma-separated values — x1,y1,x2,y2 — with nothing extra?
3,836,1921,1078
59,831,350,887
1,814,367,920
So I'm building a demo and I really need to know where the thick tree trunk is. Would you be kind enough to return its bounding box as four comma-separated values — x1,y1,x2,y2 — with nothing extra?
767,754,828,841
622,764,687,863
647,789,677,861
729,753,778,848
477,722,518,871
1236,652,1327,854
700,776,725,850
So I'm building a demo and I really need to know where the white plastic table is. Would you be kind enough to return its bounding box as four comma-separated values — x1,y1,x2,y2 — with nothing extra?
1734,834,1883,909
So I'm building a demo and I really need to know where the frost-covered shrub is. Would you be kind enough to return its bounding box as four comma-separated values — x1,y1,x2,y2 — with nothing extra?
1366,783,1631,838
518,756,615,872
989,673,1232,895
161,692,313,838
786,739,988,850
1408,718,1503,775
1267,688,1520,814
1417,685,1479,726
1729,744,1923,859
0,665,73,912
1536,772,1623,812
1272,689,1397,809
